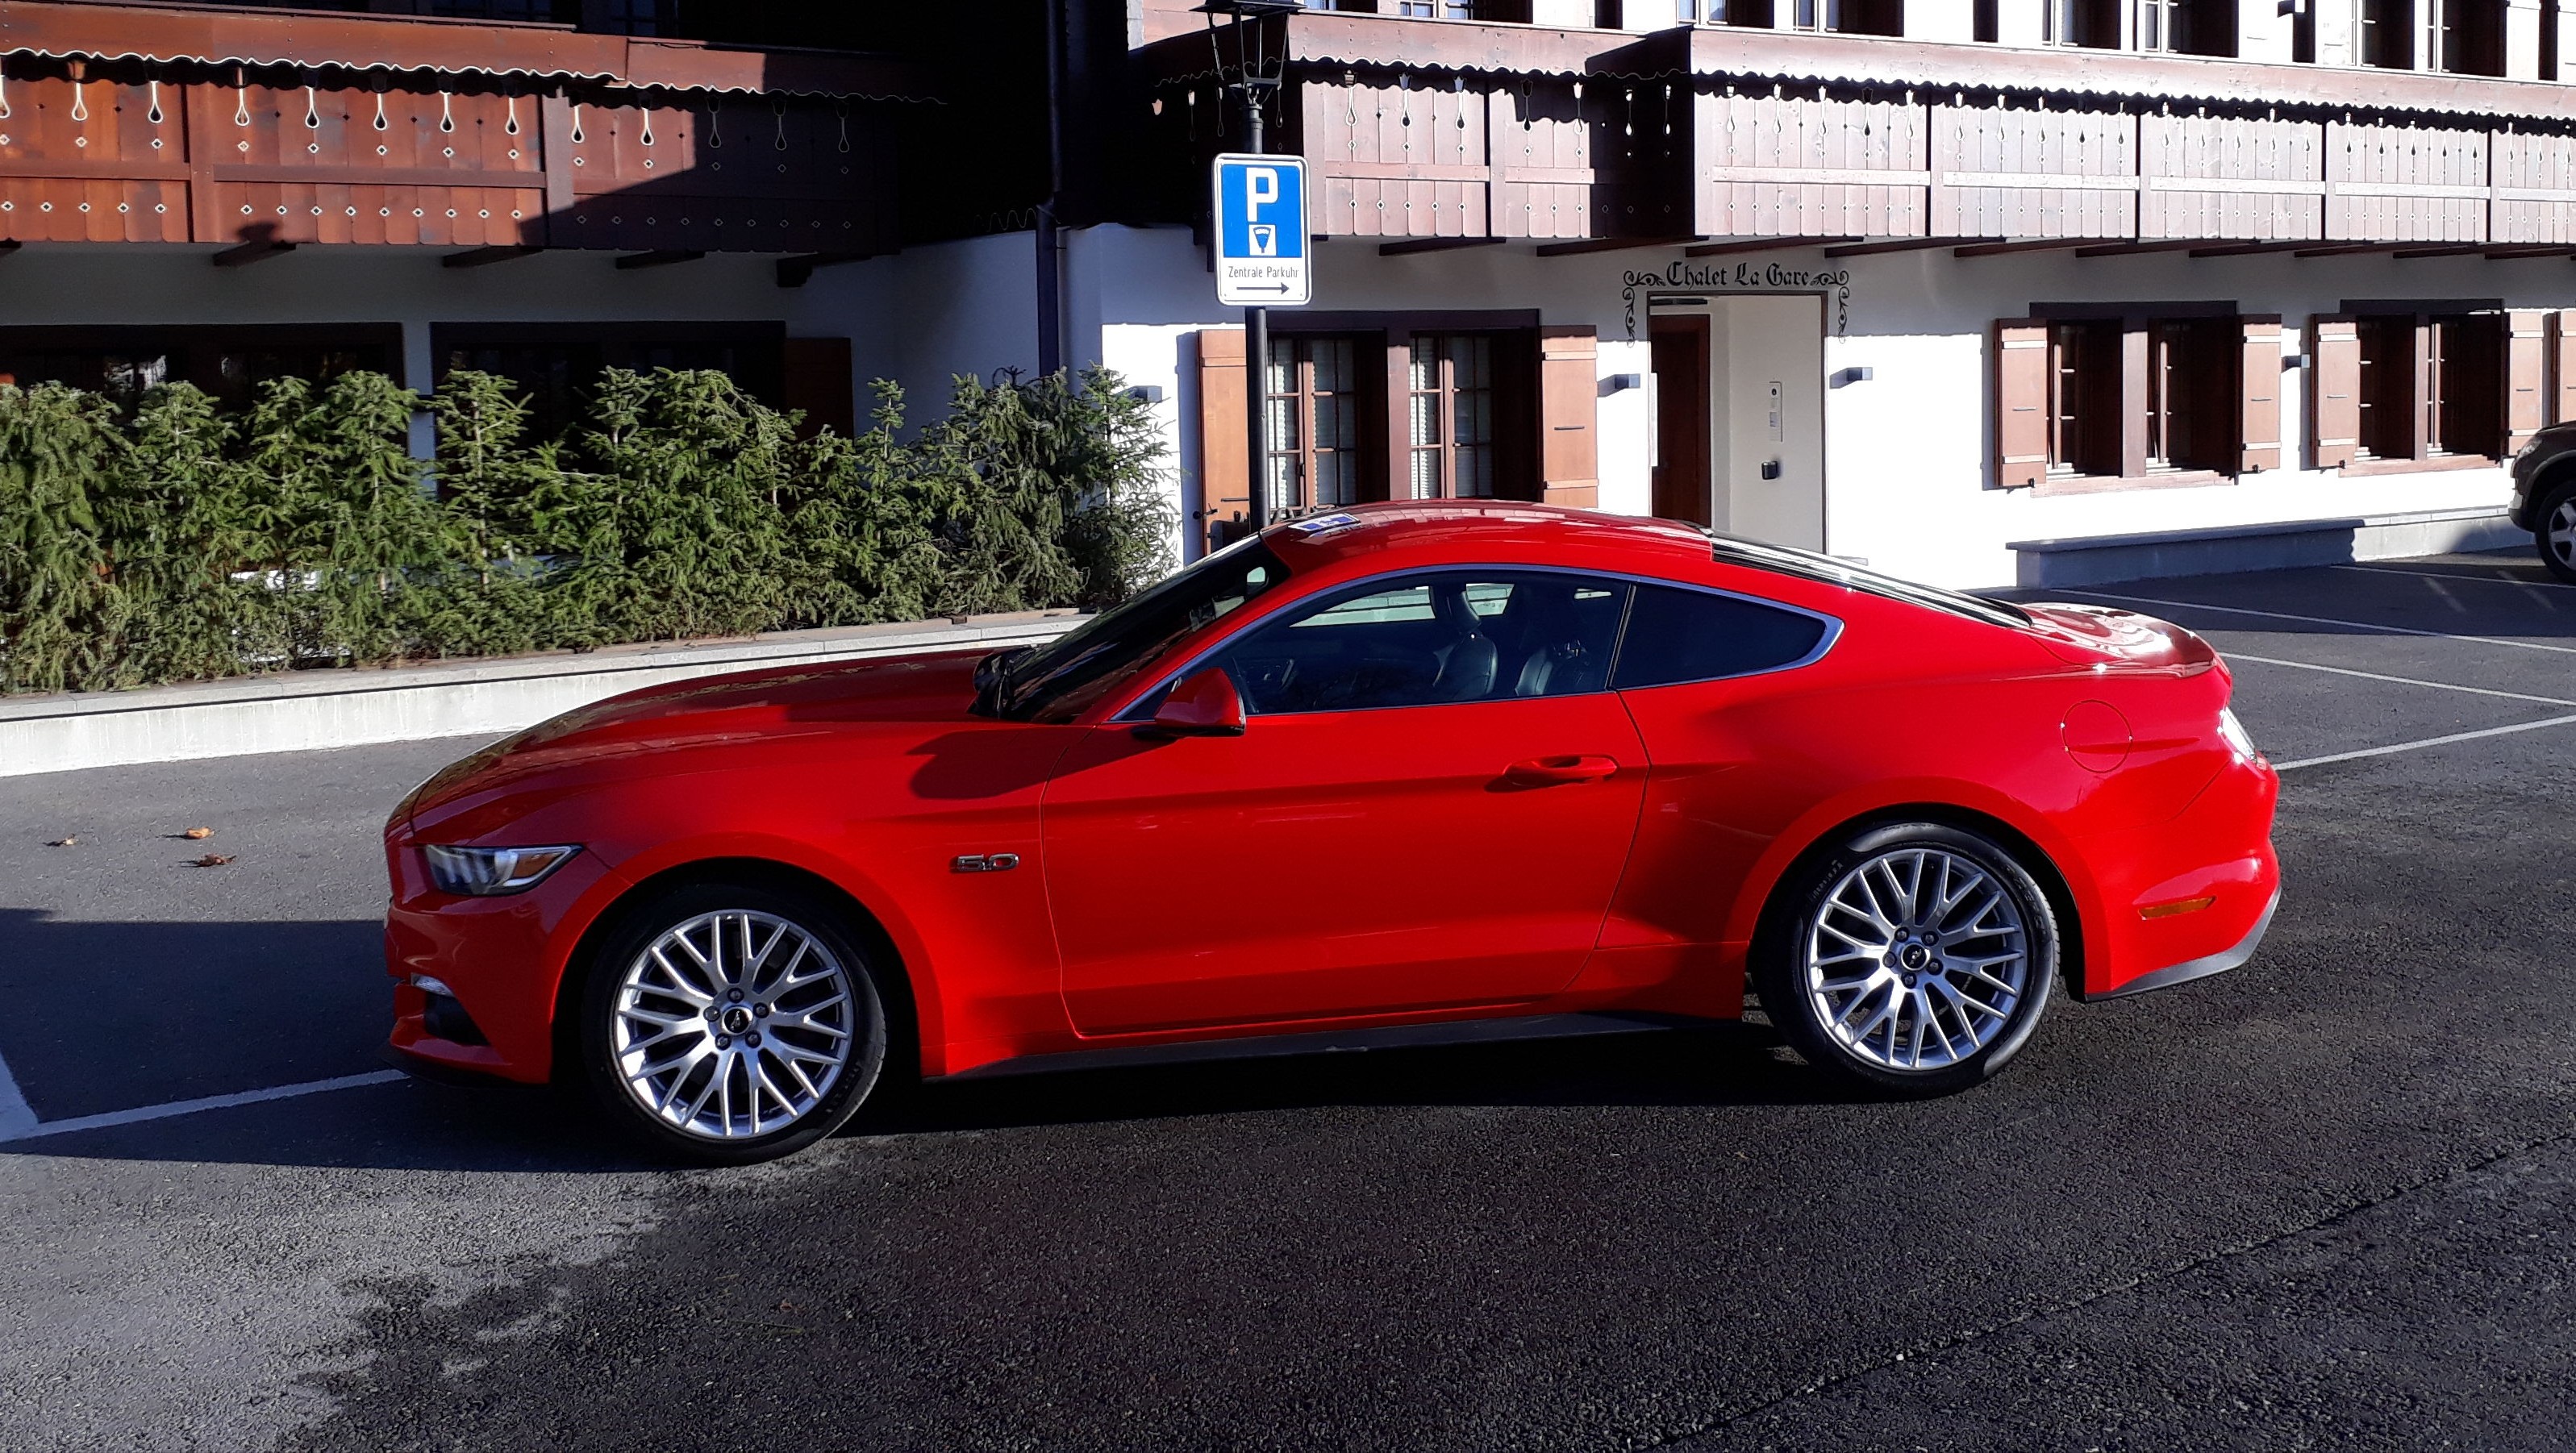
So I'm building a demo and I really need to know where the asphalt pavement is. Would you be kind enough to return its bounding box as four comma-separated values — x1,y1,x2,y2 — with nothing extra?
1,549,2570,1451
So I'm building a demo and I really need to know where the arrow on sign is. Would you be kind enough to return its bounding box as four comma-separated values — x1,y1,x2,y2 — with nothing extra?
1235,284,1296,294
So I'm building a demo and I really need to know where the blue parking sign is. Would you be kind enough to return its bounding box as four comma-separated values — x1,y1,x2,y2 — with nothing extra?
1213,153,1311,306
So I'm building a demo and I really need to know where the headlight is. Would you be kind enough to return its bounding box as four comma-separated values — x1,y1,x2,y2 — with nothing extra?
421,843,581,897
2217,707,2259,763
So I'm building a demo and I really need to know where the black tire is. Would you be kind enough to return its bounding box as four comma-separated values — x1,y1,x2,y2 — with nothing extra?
2536,477,2576,586
1752,821,2058,1097
576,879,892,1165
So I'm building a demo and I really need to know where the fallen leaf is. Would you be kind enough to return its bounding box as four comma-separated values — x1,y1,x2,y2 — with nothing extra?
46,836,77,847
181,827,215,840
191,854,235,868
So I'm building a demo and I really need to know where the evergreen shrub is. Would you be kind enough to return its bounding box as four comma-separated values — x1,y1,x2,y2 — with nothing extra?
0,364,1173,693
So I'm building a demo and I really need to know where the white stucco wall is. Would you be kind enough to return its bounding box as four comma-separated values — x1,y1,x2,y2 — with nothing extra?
1056,224,2531,589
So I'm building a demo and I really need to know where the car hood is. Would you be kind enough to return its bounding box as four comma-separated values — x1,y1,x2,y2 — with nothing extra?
399,647,992,831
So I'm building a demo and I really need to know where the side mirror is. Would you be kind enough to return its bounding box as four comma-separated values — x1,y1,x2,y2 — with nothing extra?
1144,667,1247,739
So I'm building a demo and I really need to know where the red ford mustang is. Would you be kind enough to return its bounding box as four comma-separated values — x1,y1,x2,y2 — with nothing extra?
385,503,2281,1163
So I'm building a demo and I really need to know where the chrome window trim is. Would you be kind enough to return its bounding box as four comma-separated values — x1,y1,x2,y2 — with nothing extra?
1108,563,1845,724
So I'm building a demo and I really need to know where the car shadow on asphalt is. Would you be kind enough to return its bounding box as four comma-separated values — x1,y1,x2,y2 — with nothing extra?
0,962,1867,1173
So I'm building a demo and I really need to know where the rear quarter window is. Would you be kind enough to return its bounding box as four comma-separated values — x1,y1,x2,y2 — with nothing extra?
1611,584,1832,689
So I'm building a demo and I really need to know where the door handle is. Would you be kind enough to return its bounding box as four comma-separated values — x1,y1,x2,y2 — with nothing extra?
1503,754,1620,787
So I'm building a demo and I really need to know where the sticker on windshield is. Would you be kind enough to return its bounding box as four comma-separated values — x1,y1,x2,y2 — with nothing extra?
1288,513,1361,535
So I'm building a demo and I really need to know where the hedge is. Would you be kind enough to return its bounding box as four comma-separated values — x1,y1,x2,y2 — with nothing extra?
0,364,1173,694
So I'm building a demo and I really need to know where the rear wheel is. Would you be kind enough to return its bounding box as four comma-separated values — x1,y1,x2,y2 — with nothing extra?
2537,479,2576,585
1753,822,2057,1096
577,881,890,1164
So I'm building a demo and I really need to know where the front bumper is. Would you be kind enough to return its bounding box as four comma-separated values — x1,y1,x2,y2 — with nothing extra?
383,843,623,1085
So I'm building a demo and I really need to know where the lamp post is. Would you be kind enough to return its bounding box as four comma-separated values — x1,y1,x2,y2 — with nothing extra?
1198,0,1302,535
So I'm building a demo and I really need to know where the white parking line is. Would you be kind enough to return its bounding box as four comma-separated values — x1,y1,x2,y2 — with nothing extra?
2272,712,2576,771
0,1069,405,1146
2065,590,2576,657
2224,652,2576,707
2329,564,2576,593
0,1051,35,1140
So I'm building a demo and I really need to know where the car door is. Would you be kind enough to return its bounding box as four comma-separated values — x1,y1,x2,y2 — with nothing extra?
1041,570,1648,1037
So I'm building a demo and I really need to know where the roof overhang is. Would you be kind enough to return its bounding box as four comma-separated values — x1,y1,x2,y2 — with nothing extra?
0,0,935,100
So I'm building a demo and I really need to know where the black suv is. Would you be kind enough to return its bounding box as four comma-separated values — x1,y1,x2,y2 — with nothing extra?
2511,423,2576,582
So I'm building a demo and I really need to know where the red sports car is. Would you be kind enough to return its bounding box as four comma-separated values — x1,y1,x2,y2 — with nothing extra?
385,503,2280,1163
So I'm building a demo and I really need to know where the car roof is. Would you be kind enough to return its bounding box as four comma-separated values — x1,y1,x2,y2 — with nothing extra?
1256,501,1719,574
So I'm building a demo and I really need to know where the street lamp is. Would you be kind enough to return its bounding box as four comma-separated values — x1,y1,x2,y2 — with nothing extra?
1198,0,1304,535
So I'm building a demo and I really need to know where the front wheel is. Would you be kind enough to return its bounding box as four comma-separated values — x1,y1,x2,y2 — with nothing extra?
2536,480,2576,585
577,881,890,1164
1753,822,2058,1096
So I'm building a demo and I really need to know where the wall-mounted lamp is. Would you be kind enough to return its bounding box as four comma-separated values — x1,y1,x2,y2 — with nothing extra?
1601,373,1644,396
1127,385,1167,404
2282,353,2312,371
1829,365,1874,388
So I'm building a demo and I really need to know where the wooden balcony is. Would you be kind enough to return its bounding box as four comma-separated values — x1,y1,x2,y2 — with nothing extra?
1139,10,2576,250
0,0,921,255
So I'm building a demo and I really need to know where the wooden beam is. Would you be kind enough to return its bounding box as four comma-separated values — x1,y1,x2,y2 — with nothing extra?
1822,236,1990,258
775,252,886,288
1683,236,1857,257
442,245,544,269
2482,245,2576,259
2071,239,2213,258
2391,244,2484,259
2188,241,2320,257
1953,239,2099,259
212,239,294,269
2293,244,2399,258
614,250,707,271
1378,237,1506,256
1532,235,1701,257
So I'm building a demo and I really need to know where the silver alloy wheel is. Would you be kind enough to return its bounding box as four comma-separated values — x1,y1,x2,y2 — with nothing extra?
2551,497,2576,571
611,910,856,1140
1802,847,2031,1072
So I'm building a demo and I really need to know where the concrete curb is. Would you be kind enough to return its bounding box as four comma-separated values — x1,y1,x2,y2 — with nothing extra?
2008,506,2522,588
0,612,1082,779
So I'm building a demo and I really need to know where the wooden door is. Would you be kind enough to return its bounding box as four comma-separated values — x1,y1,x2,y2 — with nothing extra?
1650,314,1711,527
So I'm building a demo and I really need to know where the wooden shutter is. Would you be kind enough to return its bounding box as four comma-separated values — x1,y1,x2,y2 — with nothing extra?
1194,327,1250,547
2554,311,2576,425
2506,308,2549,454
1995,318,2049,489
1538,325,1599,508
2238,315,2281,474
2311,314,2360,470
782,337,855,439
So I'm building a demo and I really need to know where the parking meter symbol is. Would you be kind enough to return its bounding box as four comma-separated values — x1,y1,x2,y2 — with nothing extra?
1248,224,1278,257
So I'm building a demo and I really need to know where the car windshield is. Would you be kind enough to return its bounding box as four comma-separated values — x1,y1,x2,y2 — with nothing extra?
996,539,1290,722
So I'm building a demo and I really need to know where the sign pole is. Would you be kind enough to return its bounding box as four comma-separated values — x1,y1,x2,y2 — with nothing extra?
1241,94,1268,535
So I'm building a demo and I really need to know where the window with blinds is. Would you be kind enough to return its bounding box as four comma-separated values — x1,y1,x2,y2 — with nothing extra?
1408,334,1500,499
1265,335,1368,517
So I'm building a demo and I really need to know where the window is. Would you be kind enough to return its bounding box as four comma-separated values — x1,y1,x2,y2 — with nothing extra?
431,323,786,439
2045,0,2120,47
2146,318,2238,474
2361,0,2413,65
2355,312,2503,464
1218,572,1628,715
0,325,402,406
1998,310,2272,490
1409,334,1501,498
2137,0,2238,53
1782,0,1902,33
2047,321,2124,480
1611,585,1832,689
1265,336,1369,518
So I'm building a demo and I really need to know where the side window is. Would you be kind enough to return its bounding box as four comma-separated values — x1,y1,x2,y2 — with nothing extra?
1218,572,1629,715
1611,584,1832,689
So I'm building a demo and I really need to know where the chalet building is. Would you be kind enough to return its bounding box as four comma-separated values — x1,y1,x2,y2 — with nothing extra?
2,0,2570,589
951,0,2571,586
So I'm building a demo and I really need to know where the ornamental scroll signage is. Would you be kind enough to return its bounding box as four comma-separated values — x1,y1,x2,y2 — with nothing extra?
1621,261,1853,340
